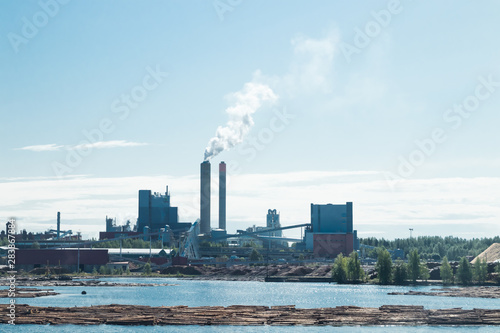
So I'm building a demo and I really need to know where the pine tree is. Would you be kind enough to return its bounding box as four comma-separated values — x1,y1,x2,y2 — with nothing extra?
249,248,263,262
347,251,363,282
393,260,407,285
474,258,488,284
457,257,473,285
419,261,430,281
376,248,393,285
408,249,420,283
440,256,453,284
332,253,348,284
143,262,152,276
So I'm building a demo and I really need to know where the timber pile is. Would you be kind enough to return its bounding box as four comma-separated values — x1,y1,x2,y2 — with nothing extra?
165,264,335,281
0,288,58,298
472,243,500,264
1,304,500,326
388,286,500,299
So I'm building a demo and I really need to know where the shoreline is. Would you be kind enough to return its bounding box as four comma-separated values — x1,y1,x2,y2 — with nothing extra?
1,304,500,326
0,276,176,288
2,275,500,300
0,287,58,298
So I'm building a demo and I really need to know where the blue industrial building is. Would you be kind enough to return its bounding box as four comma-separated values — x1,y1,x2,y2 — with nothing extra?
311,202,353,233
137,186,190,233
304,202,359,258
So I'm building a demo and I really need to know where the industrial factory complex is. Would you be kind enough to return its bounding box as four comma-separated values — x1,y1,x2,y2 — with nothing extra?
2,161,362,273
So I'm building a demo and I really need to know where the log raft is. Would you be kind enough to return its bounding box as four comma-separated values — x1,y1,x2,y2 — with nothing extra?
0,288,58,298
1,304,500,326
388,286,500,299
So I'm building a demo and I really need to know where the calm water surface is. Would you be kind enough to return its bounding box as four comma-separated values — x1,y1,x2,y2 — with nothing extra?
1,277,499,332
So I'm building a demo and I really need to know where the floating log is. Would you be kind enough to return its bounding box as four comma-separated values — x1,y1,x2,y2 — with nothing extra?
1,304,500,326
388,286,500,299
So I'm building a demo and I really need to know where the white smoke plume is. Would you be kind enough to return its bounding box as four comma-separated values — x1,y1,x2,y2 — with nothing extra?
203,81,278,161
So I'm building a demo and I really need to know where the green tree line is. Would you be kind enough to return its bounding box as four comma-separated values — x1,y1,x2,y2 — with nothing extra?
91,238,163,248
361,236,499,261
331,252,365,284
374,248,492,285
333,248,494,286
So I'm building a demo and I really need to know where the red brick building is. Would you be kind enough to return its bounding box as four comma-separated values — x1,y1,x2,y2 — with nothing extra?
313,233,354,258
16,249,108,273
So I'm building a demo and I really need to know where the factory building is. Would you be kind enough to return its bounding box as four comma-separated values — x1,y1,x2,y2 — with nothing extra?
137,186,190,233
311,203,353,233
266,209,281,237
304,202,359,258
264,209,288,247
106,216,133,232
100,216,140,240
235,210,287,248
16,249,108,273
239,225,266,247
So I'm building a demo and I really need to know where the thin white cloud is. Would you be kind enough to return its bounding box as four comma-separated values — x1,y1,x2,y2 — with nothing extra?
0,174,89,182
72,140,148,150
16,144,64,152
15,140,149,152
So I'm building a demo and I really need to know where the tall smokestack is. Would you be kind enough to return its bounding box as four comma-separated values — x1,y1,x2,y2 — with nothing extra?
200,161,211,234
219,161,226,230
57,212,61,239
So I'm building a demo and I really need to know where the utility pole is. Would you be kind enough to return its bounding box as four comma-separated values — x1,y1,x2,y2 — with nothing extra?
77,246,80,274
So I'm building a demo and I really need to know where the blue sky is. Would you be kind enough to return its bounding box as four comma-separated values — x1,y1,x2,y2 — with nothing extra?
1,0,499,240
